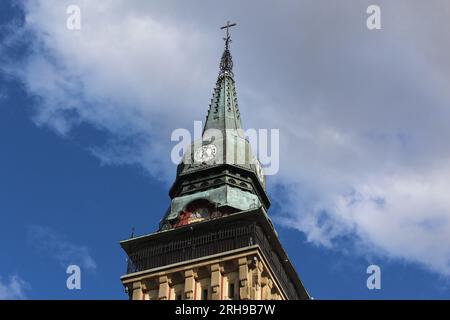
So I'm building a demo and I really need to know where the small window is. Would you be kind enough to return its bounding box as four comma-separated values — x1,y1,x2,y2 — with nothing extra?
228,283,235,299
202,288,208,300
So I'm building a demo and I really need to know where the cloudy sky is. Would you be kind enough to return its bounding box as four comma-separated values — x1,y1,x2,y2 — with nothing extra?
1,0,450,299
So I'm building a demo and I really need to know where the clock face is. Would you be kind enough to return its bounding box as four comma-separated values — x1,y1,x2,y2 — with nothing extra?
194,144,217,163
254,159,265,183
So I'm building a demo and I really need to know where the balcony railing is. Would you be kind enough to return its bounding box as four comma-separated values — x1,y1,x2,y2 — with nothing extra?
125,221,299,300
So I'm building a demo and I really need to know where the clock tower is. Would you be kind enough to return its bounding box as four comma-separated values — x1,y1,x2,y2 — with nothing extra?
120,23,309,300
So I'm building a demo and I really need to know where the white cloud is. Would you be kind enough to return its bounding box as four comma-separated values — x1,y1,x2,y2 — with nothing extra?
28,225,97,271
3,0,450,277
0,275,30,300
2,0,214,179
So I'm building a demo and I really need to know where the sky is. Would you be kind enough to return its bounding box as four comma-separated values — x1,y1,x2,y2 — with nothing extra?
1,0,450,299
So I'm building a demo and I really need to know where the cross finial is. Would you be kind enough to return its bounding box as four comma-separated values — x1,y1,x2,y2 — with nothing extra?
219,21,237,77
220,21,237,49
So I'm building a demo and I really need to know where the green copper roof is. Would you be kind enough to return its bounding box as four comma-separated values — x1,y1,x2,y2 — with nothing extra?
161,31,270,231
204,29,242,135
203,73,243,134
178,41,263,182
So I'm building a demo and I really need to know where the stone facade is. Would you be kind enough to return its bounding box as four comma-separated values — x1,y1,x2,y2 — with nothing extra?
121,248,284,300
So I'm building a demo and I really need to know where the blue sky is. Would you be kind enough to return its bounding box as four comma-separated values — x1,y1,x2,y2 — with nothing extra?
1,100,448,299
1,1,450,299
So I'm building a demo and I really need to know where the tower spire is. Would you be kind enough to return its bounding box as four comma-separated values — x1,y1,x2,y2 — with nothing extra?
203,21,242,135
219,21,237,76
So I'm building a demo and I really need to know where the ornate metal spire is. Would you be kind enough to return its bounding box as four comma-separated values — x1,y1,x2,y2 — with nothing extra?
203,21,242,136
219,21,237,77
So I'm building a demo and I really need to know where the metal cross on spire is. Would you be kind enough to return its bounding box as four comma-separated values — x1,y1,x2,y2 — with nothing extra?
219,21,237,76
220,21,237,49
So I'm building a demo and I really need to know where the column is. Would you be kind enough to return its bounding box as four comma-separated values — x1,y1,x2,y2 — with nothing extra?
267,279,274,300
238,257,249,300
158,275,170,300
210,263,222,300
261,276,269,300
131,281,143,300
254,260,263,300
184,269,196,300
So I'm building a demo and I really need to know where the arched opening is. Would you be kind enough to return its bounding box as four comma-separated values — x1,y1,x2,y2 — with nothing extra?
173,199,216,228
